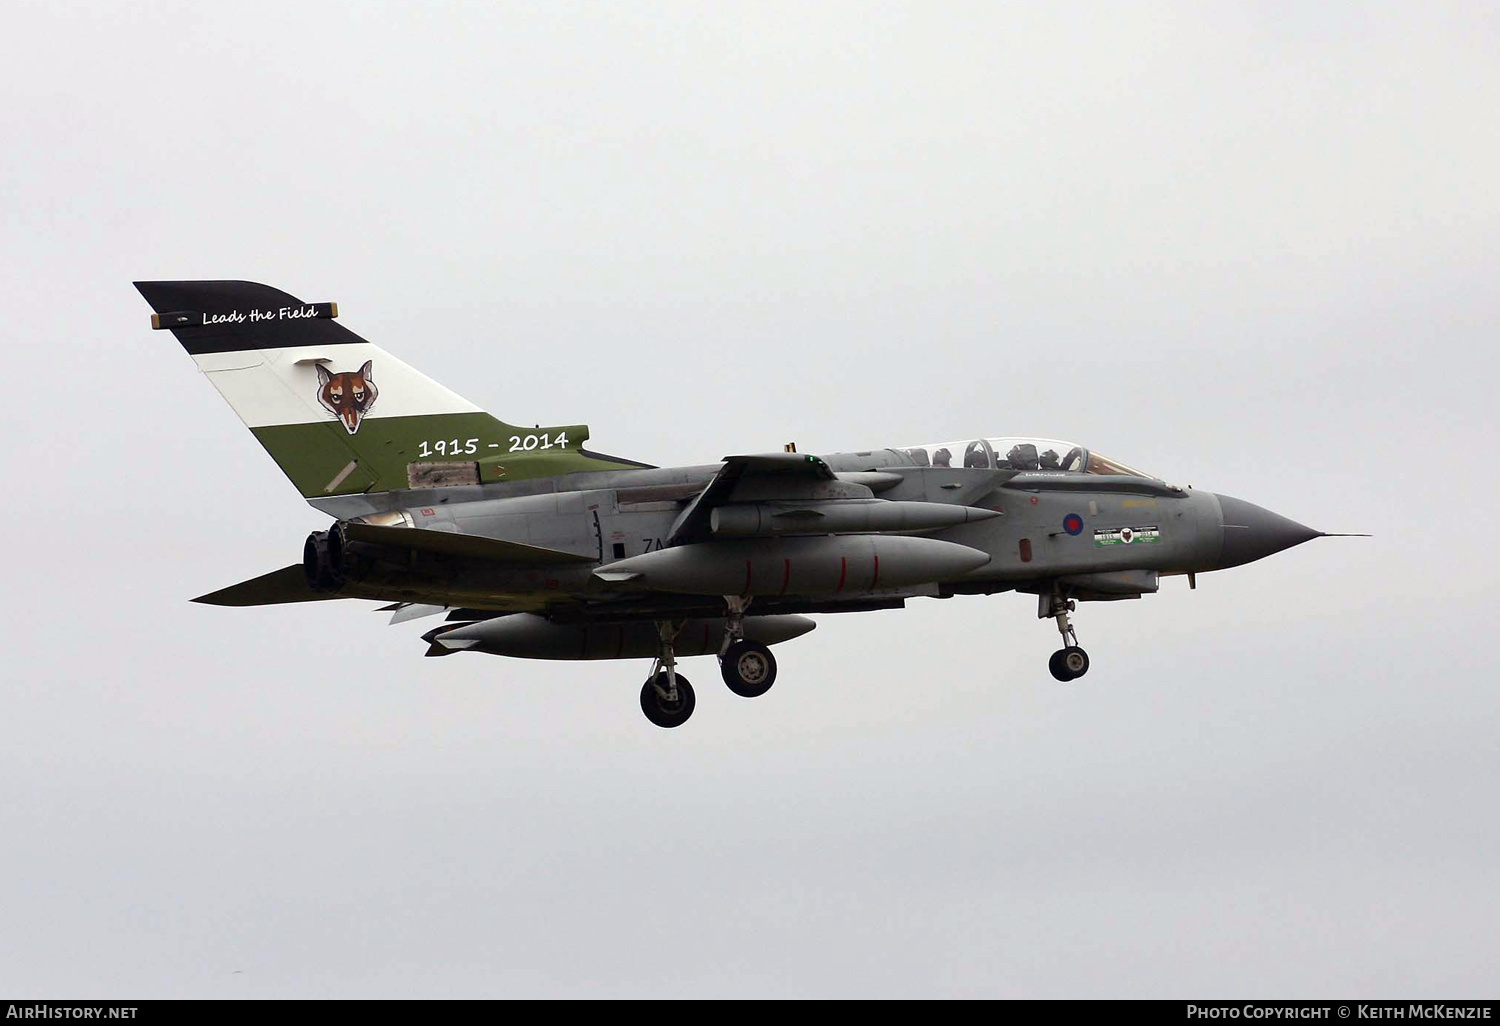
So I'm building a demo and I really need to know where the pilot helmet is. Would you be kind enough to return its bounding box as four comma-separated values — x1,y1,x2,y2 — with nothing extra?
1007,443,1040,471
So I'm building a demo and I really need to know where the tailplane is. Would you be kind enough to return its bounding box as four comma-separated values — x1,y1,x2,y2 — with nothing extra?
136,281,646,498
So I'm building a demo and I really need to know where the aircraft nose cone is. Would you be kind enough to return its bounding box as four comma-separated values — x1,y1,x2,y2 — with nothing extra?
1212,494,1321,570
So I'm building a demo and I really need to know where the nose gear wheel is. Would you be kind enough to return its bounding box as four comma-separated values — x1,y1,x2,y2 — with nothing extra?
1048,645,1090,682
1042,588,1091,682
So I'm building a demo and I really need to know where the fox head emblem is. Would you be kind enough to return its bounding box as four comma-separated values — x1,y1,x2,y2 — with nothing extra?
316,360,379,434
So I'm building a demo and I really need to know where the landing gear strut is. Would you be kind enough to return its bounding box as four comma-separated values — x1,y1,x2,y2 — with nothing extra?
1042,589,1090,682
718,596,777,698
640,621,695,728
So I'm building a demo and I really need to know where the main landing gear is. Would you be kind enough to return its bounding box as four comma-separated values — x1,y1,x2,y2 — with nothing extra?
1042,589,1090,682
718,596,777,698
638,600,780,728
640,621,695,729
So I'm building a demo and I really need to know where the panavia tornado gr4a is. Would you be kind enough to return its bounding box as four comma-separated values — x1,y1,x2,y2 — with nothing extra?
137,280,1360,728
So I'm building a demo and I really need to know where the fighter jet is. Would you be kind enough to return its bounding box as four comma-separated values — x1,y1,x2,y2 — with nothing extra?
136,280,1359,728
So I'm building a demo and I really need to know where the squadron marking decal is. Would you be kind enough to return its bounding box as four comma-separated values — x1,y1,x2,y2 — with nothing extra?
1094,525,1161,546
316,360,378,434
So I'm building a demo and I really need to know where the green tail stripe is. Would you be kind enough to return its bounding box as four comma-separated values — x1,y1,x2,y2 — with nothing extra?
251,414,639,497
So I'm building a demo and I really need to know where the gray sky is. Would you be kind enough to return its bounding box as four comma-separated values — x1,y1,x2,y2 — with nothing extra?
1,0,1497,999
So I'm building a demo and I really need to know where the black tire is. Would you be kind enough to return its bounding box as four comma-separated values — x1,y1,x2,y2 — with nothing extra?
1048,650,1074,682
640,672,695,728
720,640,777,698
1061,646,1089,679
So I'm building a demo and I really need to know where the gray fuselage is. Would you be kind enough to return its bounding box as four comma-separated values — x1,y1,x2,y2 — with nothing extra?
309,444,1279,623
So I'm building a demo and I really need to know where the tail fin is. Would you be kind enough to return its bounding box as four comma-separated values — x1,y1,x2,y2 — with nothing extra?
135,281,647,498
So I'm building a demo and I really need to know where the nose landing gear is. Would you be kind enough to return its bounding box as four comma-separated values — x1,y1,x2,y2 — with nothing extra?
1042,589,1090,682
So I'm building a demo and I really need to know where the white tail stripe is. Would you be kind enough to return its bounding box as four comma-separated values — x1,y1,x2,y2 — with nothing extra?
192,343,481,429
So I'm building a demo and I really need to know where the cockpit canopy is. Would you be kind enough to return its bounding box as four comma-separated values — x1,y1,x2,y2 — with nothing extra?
896,437,1152,477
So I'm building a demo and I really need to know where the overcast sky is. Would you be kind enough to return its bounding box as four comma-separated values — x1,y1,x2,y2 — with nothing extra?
1,0,1496,999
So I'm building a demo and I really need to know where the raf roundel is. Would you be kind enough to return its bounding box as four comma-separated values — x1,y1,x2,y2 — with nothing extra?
1063,513,1084,536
